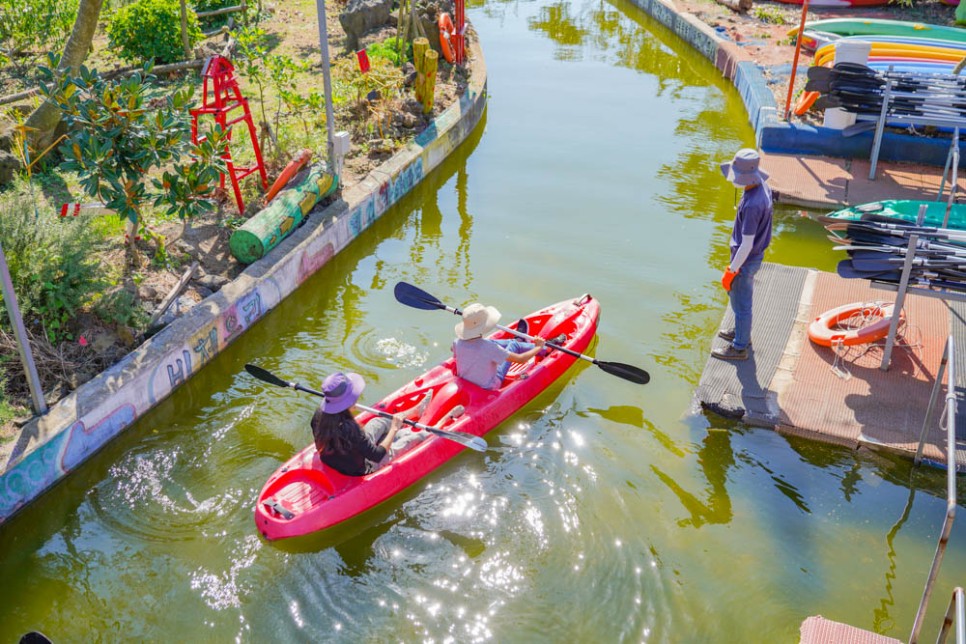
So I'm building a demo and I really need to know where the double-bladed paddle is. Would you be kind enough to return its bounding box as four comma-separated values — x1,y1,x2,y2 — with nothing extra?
244,364,488,452
392,281,650,385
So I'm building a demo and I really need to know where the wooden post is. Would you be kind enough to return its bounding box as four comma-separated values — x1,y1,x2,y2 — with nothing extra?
422,49,437,114
179,0,192,60
413,37,428,103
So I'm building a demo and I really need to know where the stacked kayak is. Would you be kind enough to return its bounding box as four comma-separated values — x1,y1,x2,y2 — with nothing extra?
817,207,966,293
794,18,966,52
255,294,600,540
824,199,966,230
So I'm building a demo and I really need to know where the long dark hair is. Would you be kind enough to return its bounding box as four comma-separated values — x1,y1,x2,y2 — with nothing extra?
311,408,357,454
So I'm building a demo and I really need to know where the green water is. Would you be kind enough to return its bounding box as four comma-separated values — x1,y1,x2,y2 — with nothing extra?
2,0,964,641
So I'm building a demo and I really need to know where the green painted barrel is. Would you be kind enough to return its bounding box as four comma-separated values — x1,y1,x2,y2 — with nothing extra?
229,162,339,264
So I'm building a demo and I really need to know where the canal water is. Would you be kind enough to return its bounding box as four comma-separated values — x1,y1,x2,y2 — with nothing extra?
2,0,965,641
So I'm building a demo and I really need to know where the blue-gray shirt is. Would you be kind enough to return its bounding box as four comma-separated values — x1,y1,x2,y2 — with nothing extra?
730,183,773,264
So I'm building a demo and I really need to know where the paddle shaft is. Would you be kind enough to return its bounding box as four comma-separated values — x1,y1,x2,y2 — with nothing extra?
413,294,610,368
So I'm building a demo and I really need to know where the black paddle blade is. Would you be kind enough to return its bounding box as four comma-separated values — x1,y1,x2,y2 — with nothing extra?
245,364,291,388
394,281,448,311
596,360,650,385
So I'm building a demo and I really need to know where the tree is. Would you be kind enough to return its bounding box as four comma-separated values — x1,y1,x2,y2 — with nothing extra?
25,0,105,149
38,63,227,266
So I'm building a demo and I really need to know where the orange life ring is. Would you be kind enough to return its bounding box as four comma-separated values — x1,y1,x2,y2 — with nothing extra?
438,12,456,64
265,149,313,204
794,90,820,116
807,302,902,347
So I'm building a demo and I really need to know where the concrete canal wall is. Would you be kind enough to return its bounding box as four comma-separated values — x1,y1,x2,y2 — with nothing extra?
0,41,488,525
625,0,959,168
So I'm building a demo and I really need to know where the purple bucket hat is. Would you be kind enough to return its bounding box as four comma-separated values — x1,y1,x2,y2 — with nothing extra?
720,148,769,187
319,372,365,413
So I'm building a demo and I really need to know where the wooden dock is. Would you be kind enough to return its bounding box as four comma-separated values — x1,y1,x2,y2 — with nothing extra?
695,263,966,469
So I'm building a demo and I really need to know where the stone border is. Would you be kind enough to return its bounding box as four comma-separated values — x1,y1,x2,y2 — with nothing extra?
625,0,957,167
0,39,488,525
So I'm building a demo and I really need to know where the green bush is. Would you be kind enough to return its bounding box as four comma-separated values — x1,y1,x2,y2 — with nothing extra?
367,38,410,66
108,0,202,64
0,0,78,59
0,190,105,343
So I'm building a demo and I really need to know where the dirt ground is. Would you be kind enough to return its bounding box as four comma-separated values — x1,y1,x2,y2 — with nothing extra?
0,1,468,434
673,0,957,119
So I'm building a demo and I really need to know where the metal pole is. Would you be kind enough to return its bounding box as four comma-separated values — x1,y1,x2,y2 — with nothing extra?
314,0,338,176
0,240,47,414
782,0,810,121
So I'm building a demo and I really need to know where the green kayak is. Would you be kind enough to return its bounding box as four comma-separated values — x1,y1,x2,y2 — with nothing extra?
798,18,966,45
825,200,966,230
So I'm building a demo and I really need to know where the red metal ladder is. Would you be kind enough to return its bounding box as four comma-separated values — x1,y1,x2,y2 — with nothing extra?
190,56,268,214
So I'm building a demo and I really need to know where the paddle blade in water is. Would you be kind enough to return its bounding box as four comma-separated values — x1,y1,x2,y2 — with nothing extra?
394,281,447,311
596,360,650,385
245,364,291,388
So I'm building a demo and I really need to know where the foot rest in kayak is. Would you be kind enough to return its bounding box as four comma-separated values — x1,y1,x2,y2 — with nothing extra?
263,499,295,520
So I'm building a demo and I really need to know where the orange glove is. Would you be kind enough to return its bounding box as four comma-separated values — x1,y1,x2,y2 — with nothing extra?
722,267,739,292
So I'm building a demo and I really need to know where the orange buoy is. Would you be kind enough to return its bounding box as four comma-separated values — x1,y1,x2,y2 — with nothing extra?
438,12,456,64
807,302,902,347
265,149,313,204
794,90,820,116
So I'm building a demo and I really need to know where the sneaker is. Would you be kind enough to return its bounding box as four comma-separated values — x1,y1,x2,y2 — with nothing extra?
515,319,529,336
537,335,566,358
718,328,735,342
711,344,748,361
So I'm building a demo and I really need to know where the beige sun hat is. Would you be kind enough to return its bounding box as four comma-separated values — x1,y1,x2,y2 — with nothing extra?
455,303,501,340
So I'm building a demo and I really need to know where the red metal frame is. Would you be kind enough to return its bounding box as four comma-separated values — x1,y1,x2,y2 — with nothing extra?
190,56,268,214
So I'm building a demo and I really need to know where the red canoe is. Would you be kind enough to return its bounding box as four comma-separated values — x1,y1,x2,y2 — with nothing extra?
255,293,600,540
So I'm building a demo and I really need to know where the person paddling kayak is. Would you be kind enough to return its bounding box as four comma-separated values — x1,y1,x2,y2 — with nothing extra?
311,372,437,476
452,303,563,390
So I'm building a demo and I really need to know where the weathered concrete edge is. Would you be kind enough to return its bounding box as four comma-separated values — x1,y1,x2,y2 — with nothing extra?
623,0,954,167
0,40,488,525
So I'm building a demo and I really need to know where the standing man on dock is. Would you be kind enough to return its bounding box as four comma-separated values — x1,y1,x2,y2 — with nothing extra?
713,148,773,361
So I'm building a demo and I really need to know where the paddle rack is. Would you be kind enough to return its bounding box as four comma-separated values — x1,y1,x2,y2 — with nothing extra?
190,56,268,214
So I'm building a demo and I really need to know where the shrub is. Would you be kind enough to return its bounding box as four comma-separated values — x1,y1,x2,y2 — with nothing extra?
0,0,78,60
0,189,105,343
108,0,202,64
367,38,410,66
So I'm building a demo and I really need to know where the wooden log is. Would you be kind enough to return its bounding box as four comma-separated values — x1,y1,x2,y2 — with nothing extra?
195,2,247,18
229,163,339,264
414,37,429,102
422,49,437,114
147,261,199,329
0,58,206,107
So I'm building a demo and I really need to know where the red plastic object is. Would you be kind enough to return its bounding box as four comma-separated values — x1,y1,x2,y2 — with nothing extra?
254,294,600,540
190,56,269,214
356,49,371,73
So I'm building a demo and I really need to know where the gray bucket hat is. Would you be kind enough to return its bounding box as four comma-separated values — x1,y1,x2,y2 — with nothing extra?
720,148,769,187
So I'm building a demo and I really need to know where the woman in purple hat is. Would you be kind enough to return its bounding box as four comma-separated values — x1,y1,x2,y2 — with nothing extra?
310,372,416,476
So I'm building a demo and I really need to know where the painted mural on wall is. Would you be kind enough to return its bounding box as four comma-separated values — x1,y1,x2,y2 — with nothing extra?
0,62,487,526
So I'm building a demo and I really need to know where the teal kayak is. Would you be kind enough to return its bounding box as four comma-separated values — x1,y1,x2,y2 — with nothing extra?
825,200,966,230
796,18,966,46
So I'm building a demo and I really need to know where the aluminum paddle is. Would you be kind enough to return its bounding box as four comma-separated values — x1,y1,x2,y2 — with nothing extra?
393,281,650,385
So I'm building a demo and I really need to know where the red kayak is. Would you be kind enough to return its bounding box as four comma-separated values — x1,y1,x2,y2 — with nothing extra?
255,294,600,540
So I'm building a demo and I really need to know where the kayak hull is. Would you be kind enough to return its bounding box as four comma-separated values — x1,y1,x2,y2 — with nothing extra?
825,200,966,231
255,294,600,540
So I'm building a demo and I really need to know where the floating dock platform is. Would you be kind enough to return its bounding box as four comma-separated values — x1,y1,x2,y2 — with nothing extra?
695,263,966,469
